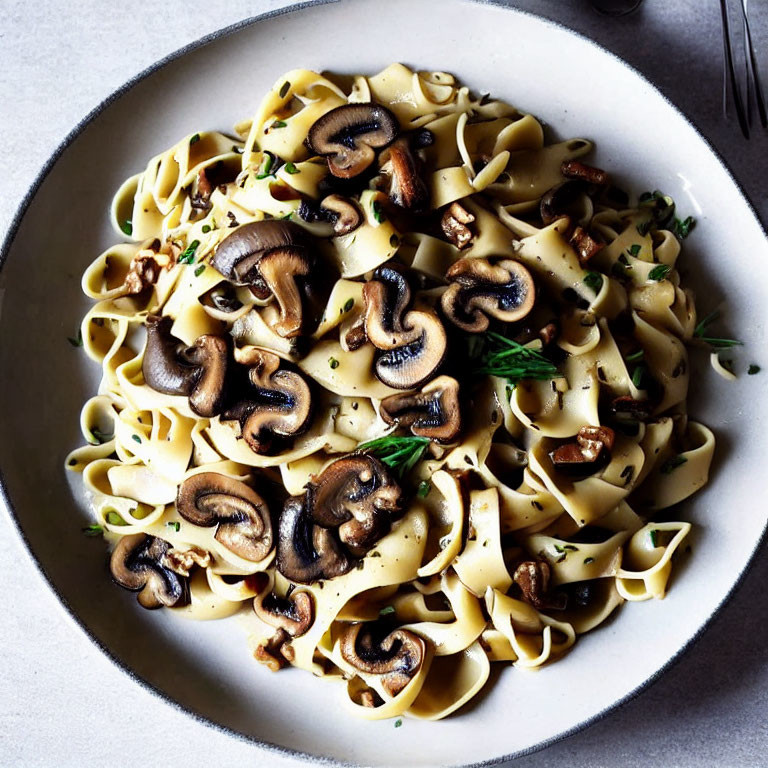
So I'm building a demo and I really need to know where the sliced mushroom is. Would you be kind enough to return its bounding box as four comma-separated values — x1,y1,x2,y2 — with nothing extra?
320,194,363,235
561,160,608,186
123,250,168,295
441,202,475,250
440,258,536,333
277,496,351,583
222,349,312,454
253,589,314,637
142,315,230,417
163,545,211,577
306,455,403,556
570,226,604,266
540,180,584,226
307,103,399,179
363,265,447,389
109,533,188,609
513,560,567,611
176,472,273,561
254,627,292,671
380,375,461,443
610,395,653,422
212,220,313,337
379,137,429,211
339,622,426,697
550,425,616,472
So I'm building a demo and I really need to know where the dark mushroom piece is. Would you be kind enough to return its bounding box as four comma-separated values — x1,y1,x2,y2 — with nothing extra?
339,622,427,697
610,395,653,422
319,194,363,235
109,533,188,609
513,560,567,611
253,589,314,637
307,103,399,179
176,472,273,561
440,258,536,333
561,160,608,186
221,349,312,455
540,180,585,226
441,202,475,250
570,226,604,266
363,265,447,390
379,137,429,212
142,315,230,417
306,455,403,556
212,220,313,337
549,425,616,475
277,496,351,583
380,375,461,443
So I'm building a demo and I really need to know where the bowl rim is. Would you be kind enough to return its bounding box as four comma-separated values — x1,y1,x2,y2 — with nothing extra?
1,1,767,765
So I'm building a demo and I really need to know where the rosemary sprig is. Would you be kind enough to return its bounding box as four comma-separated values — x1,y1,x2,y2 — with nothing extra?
357,435,430,478
471,332,561,386
693,310,743,349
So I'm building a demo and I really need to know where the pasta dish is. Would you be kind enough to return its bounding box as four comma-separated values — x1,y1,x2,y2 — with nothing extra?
66,64,716,721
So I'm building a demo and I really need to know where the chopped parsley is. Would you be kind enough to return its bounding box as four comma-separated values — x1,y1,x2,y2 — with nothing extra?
649,529,659,547
271,120,287,129
672,216,695,239
166,521,181,532
328,357,340,370
627,244,642,257
379,605,396,617
583,271,603,292
194,264,206,277
189,133,200,145
748,364,761,375
283,162,299,174
178,239,201,264
202,224,211,233
625,349,644,363
256,152,275,179
693,310,743,349
660,455,687,474
631,365,646,389
648,264,671,281
279,81,291,98
120,219,133,236
68,328,83,348
371,199,385,223
358,435,430,478
82,524,104,537
417,480,431,498
131,434,142,444
471,332,561,387
394,719,403,729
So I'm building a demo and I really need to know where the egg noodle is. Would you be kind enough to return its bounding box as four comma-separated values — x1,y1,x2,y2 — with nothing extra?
67,64,715,721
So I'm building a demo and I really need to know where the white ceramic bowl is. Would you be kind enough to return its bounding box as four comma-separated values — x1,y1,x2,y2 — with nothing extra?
1,1,766,765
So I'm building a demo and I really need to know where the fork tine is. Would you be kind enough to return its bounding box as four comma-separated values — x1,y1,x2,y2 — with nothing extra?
741,0,768,128
720,0,750,138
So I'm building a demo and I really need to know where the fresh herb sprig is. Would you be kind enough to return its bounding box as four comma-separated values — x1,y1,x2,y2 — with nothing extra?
471,332,561,387
357,435,429,478
693,310,743,349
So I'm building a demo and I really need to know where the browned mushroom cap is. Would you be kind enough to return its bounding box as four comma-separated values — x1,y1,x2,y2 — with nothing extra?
440,258,536,333
307,103,399,179
550,425,616,471
306,455,403,556
379,137,429,212
339,622,426,697
540,180,585,226
513,560,567,611
176,472,273,561
363,265,447,390
569,226,603,266
277,496,351,583
441,202,475,250
379,375,461,443
221,349,313,455
320,194,363,235
142,315,230,417
212,220,313,337
109,533,188,609
253,589,314,637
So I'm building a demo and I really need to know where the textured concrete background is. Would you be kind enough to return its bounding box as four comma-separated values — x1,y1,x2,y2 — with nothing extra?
1,1,767,766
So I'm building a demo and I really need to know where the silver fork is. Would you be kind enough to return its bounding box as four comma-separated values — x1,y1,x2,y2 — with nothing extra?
720,0,767,139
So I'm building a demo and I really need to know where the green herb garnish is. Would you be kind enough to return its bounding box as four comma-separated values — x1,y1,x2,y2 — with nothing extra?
283,162,299,174
105,510,127,526
648,264,671,281
625,349,644,363
649,529,659,547
358,435,430,478
131,434,142,444
167,521,181,532
189,133,200,145
672,215,695,239
178,239,201,264
279,81,291,98
202,224,211,233
82,524,104,537
394,719,403,728
693,310,743,349
271,120,287,129
627,244,641,257
417,480,431,498
120,219,133,236
343,298,355,313
660,455,687,474
87,427,113,445
194,264,206,277
68,328,83,348
471,332,561,387
748,364,761,375
379,605,396,617
583,271,603,292
256,152,275,179
371,199,385,223
631,365,646,389
328,357,340,370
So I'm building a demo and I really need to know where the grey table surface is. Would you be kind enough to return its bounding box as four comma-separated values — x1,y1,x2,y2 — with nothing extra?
1,1,767,766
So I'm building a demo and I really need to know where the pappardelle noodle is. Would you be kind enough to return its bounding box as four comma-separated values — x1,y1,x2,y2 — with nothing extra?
67,64,715,721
